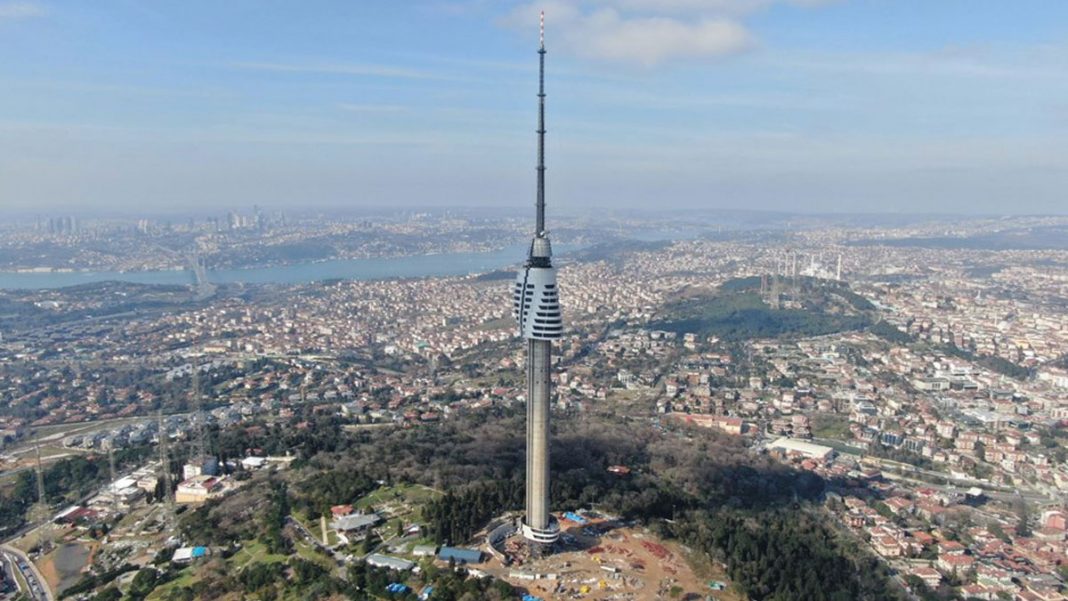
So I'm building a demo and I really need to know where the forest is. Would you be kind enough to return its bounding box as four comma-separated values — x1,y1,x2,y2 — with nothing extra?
411,410,902,600
666,508,904,601
0,446,152,537
651,289,872,341
201,406,905,601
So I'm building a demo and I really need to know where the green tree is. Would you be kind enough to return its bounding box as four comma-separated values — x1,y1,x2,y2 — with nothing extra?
127,568,159,600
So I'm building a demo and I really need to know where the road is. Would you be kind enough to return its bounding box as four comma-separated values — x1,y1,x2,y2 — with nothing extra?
286,516,345,561
1,545,53,601
877,467,1049,504
1,552,18,593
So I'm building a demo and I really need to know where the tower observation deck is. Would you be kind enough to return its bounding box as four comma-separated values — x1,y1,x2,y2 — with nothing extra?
512,11,561,548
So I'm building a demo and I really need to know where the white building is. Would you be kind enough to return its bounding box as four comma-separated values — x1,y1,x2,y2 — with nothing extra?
768,437,835,461
366,554,414,571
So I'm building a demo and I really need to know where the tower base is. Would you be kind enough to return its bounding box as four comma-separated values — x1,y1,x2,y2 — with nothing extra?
522,516,561,546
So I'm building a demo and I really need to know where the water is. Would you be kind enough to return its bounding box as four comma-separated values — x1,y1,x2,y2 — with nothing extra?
0,244,580,290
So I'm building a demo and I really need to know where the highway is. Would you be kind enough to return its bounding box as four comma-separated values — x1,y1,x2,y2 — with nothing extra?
1,552,17,594
1,545,53,601
868,458,1051,505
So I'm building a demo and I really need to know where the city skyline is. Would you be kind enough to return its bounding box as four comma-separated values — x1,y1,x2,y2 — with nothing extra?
2,1,1068,214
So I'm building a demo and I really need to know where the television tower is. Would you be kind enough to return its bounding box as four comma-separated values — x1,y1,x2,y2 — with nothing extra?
513,10,562,550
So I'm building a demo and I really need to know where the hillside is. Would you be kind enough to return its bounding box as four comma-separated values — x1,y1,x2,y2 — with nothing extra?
649,276,875,341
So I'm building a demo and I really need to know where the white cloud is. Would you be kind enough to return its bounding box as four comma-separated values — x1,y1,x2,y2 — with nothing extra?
579,10,752,65
0,1,46,20
504,0,835,66
505,3,751,65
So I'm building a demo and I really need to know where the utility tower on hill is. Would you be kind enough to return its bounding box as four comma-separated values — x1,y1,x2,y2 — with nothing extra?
157,410,172,506
30,438,53,553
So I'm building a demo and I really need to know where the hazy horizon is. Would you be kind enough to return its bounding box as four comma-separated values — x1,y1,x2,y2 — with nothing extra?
5,204,1068,223
2,1,1067,214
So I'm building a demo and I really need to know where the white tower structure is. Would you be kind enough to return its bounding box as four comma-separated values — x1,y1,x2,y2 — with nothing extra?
513,11,561,549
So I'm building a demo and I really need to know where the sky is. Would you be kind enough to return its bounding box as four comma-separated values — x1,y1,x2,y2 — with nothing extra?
1,0,1067,216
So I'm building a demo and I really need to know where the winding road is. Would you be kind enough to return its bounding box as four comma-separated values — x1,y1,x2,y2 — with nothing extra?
0,545,54,601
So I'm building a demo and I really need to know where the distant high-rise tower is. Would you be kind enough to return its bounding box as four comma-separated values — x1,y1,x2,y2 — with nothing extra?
513,11,562,550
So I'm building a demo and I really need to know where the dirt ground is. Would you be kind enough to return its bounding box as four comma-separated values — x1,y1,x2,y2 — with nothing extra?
36,541,94,593
36,553,61,592
482,517,744,601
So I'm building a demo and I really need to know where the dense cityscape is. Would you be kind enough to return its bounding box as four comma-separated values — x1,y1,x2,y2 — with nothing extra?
2,211,1067,601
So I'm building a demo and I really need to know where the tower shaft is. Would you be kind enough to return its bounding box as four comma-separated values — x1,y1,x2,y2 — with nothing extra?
525,339,552,534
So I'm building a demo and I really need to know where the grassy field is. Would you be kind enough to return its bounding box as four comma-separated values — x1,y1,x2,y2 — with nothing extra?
292,540,335,571
353,483,443,556
290,511,339,547
148,539,305,601
810,413,852,440
354,483,440,517
11,563,30,596
230,540,289,569
146,566,200,601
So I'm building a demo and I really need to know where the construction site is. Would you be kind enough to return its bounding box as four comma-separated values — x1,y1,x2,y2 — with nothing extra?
481,511,739,601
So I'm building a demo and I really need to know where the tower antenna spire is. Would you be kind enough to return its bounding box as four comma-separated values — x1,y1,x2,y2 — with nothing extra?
534,10,547,240
539,10,544,49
